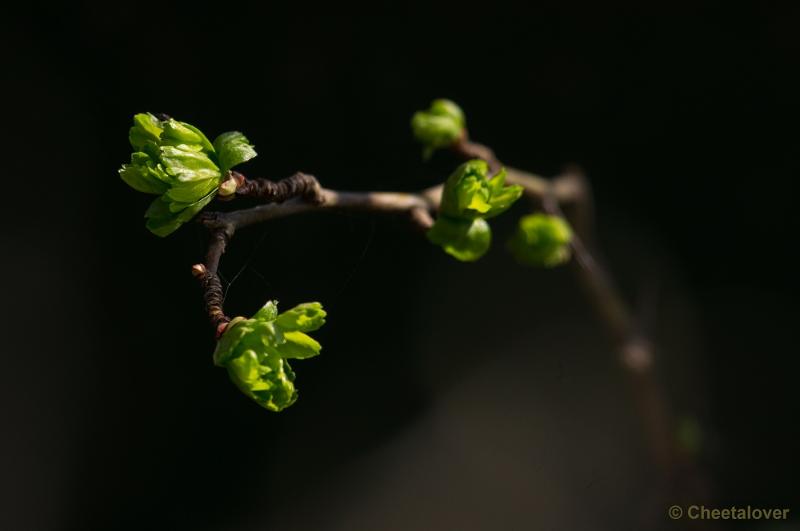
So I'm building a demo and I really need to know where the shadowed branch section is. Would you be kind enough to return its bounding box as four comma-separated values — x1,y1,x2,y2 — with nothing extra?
191,222,234,337
229,171,325,204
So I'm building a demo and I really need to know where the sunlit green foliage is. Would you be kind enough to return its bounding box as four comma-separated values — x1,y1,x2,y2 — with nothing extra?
118,113,256,236
117,105,578,414
428,160,523,261
213,301,326,412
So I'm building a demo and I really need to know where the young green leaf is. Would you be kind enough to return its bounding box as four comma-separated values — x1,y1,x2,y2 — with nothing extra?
213,131,257,173
226,350,298,412
119,160,169,194
427,160,521,261
164,176,219,203
161,118,214,151
427,216,492,262
144,189,216,237
213,300,326,412
484,168,524,218
213,317,251,366
129,113,163,151
281,331,322,359
252,300,279,322
119,113,227,236
439,160,522,220
508,213,573,267
274,302,327,332
160,145,221,182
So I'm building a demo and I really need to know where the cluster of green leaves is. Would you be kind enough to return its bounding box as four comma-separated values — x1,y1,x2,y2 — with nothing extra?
410,99,465,158
427,160,523,261
117,103,572,414
119,113,257,236
508,213,573,267
213,301,326,412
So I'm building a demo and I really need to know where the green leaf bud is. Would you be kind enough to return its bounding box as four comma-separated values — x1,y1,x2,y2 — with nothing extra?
439,160,523,220
427,160,522,261
427,216,491,262
119,113,236,236
213,300,326,412
411,98,466,158
508,213,573,267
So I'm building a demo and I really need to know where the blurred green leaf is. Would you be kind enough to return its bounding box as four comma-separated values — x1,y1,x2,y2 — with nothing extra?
676,416,703,456
411,98,465,157
508,213,573,267
427,216,491,262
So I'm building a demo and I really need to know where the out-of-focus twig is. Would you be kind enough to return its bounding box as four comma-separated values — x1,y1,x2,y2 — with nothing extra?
452,133,714,522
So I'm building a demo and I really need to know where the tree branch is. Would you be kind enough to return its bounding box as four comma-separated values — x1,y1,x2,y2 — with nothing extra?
191,163,588,334
191,175,440,335
145,96,734,530
190,137,706,510
228,170,324,204
452,136,676,468
213,186,437,232
450,135,717,516
191,223,234,337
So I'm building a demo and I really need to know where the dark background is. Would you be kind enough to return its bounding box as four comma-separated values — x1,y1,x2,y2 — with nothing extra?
2,4,798,530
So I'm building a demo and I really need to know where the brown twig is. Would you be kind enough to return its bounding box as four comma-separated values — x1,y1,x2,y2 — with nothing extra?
192,173,443,335
191,219,234,337
229,171,324,204
192,163,589,335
